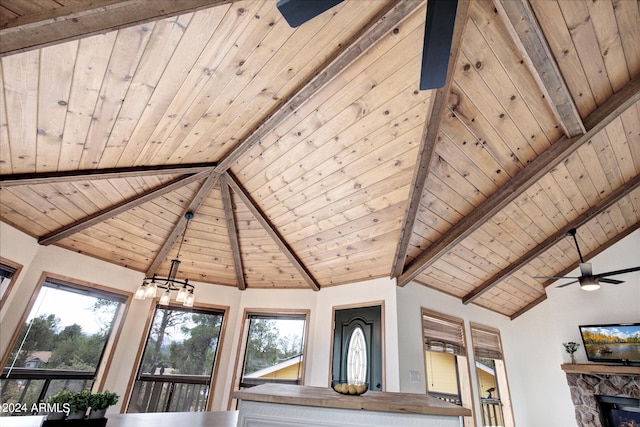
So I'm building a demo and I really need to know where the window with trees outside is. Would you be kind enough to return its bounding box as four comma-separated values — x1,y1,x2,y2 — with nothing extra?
0,258,21,307
1,277,125,416
471,323,515,427
239,312,307,389
127,305,225,413
421,308,474,427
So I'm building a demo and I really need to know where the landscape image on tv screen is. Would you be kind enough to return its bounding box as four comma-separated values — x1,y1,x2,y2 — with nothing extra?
580,324,640,363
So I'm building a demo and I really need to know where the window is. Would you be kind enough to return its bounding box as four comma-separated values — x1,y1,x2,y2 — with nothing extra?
421,308,474,427
1,277,125,415
128,305,225,413
239,312,307,388
0,258,22,308
471,323,515,427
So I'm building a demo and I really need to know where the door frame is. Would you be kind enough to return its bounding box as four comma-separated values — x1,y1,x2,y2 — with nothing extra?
328,301,385,391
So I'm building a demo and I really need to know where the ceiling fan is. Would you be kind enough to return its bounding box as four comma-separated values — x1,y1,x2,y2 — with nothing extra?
534,228,640,291
276,0,458,90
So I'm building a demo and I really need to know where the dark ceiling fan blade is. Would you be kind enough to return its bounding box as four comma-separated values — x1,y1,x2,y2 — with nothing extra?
594,266,640,278
420,0,458,90
599,278,624,285
277,0,344,28
556,280,579,288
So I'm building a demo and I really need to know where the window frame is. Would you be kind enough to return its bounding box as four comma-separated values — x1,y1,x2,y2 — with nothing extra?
124,301,229,413
0,257,23,309
229,308,309,410
420,308,475,427
470,322,516,427
0,272,130,399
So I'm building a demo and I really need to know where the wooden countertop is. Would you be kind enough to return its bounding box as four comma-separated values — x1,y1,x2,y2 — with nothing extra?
233,383,471,417
561,363,640,376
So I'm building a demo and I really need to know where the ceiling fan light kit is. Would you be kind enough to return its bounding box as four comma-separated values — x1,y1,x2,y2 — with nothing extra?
134,212,196,307
578,276,600,292
533,228,640,292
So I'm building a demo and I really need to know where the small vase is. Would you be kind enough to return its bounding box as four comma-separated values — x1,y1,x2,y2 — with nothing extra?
570,353,576,364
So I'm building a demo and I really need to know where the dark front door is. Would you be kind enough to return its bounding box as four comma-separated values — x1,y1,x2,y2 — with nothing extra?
332,305,383,391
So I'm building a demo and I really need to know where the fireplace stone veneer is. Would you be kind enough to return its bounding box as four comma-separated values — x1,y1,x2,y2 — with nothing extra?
562,364,640,427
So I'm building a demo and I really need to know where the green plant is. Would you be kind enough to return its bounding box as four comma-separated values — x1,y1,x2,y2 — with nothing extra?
90,391,119,410
563,341,580,354
68,390,92,413
46,390,73,406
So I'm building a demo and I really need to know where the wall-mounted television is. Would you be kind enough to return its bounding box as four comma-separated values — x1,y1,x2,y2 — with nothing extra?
579,323,640,365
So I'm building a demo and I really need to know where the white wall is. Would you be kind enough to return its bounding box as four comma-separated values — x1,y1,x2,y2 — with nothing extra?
396,281,516,427
509,229,640,427
396,229,640,427
2,221,638,425
312,277,400,391
0,223,144,364
0,223,400,413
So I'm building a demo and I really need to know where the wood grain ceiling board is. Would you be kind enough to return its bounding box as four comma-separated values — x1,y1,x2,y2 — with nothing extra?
53,180,204,270
229,5,428,286
1,0,639,318
530,0,640,116
227,182,311,289
404,0,569,271
0,174,181,235
0,0,65,22
492,199,640,318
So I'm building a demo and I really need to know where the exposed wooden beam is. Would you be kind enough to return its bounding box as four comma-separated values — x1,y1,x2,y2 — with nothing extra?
494,0,585,137
0,163,215,187
509,295,547,321
397,75,640,287
0,0,231,56
214,0,421,173
38,171,211,246
146,171,220,276
220,173,246,291
462,175,640,304
225,172,321,292
390,0,472,278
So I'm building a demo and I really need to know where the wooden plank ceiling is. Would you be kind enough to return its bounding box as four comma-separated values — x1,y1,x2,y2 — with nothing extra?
1,0,638,319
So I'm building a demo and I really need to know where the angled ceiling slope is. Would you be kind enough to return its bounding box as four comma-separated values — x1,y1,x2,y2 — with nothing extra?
0,0,639,319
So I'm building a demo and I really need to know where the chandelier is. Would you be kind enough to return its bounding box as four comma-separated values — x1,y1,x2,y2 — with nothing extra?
134,211,196,307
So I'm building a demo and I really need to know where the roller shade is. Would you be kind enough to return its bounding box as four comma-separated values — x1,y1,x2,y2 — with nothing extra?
422,311,465,356
0,264,16,278
471,326,503,360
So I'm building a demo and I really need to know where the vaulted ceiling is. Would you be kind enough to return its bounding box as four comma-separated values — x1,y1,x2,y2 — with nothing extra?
1,0,638,319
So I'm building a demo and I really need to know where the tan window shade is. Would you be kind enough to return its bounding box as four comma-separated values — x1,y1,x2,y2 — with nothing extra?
422,312,466,356
471,326,503,360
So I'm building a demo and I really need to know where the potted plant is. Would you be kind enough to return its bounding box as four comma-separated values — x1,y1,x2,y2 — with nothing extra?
67,390,91,419
45,390,72,420
88,390,119,419
563,341,580,364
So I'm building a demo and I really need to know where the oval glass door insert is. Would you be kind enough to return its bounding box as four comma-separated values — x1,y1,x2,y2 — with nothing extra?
347,325,367,384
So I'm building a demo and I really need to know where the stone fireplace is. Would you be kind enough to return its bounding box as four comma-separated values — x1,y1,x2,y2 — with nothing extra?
562,364,640,427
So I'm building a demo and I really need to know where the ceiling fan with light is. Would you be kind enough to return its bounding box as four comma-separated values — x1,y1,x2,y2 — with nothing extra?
534,229,640,291
276,0,458,90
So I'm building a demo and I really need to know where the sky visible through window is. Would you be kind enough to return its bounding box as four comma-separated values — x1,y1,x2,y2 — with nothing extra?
27,286,117,335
